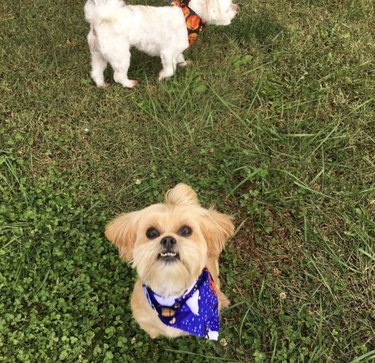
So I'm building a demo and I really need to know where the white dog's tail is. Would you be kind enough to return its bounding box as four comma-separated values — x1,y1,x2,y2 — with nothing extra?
84,0,124,24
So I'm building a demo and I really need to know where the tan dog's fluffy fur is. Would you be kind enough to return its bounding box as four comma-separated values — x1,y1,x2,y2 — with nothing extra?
105,184,234,338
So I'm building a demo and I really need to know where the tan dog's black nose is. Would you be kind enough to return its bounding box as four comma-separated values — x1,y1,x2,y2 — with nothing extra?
160,236,176,250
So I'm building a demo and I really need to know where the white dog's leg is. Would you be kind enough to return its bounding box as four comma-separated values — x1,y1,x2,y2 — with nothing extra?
158,51,176,81
88,30,108,87
176,53,187,67
112,48,138,88
176,53,192,67
90,51,108,88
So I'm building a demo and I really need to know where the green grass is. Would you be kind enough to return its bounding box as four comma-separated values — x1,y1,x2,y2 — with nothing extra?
1,0,374,361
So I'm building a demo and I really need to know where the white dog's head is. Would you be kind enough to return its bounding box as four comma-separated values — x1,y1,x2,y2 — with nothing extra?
105,184,234,297
191,0,239,26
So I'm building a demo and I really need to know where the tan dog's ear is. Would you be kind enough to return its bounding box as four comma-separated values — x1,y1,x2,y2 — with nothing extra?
165,183,199,206
105,212,139,261
201,208,234,257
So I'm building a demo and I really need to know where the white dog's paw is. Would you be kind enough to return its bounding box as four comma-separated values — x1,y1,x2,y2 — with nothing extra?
123,80,138,88
158,70,174,81
178,59,192,67
97,82,109,89
158,71,167,81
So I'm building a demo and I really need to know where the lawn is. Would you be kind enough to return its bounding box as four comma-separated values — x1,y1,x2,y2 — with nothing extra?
1,0,374,361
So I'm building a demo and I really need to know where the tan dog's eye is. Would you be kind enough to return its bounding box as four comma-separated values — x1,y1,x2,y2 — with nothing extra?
146,227,160,239
178,225,192,237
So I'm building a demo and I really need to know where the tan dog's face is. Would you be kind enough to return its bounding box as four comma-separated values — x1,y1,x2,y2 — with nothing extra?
105,184,234,297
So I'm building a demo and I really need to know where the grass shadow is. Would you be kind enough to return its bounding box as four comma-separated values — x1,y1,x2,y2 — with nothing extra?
222,11,287,52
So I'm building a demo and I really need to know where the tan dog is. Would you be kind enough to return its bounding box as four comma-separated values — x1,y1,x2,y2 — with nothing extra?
105,184,234,339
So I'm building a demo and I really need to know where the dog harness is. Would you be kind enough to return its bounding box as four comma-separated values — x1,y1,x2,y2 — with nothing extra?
166,0,206,46
143,268,220,340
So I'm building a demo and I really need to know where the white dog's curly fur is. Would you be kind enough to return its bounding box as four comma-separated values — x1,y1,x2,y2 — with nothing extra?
84,0,238,87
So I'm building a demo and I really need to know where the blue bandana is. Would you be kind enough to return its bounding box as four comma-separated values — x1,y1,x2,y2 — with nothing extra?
143,268,220,340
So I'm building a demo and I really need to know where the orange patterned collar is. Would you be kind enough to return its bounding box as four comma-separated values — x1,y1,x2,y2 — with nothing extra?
168,0,206,46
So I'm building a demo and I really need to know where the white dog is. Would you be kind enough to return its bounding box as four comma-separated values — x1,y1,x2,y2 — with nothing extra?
84,0,238,88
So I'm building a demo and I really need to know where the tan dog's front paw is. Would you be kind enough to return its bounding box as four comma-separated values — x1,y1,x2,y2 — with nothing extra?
148,330,160,339
219,291,230,309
